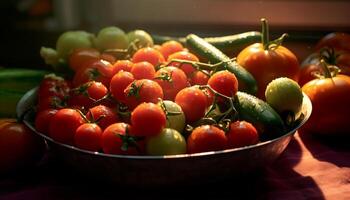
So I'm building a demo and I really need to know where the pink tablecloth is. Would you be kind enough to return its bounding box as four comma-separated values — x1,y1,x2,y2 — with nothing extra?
1,131,349,200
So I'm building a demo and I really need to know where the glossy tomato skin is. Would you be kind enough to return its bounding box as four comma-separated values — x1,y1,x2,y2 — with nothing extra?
35,109,58,135
175,86,207,123
189,70,209,86
237,43,299,99
315,32,350,52
68,48,100,72
301,75,350,136
167,51,199,77
208,70,238,97
0,119,45,174
187,125,227,154
49,108,85,145
74,123,103,151
130,102,166,137
132,47,165,67
86,105,118,130
109,71,135,104
130,61,156,80
112,60,133,74
68,81,108,109
226,121,259,148
159,40,184,60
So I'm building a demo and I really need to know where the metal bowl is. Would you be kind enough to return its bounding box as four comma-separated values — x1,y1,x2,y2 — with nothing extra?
17,88,312,186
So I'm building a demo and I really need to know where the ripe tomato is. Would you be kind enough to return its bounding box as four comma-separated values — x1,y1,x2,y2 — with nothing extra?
130,61,156,80
208,70,238,97
154,66,189,100
175,86,207,123
72,59,114,87
109,71,135,104
49,108,85,145
112,60,133,74
315,32,350,52
159,40,184,60
237,19,299,99
68,81,108,109
86,105,118,130
38,74,70,100
132,47,165,67
187,125,227,154
102,122,144,155
74,123,103,151
189,70,209,86
130,102,166,137
146,128,186,155
68,48,100,72
167,51,199,77
35,109,58,135
301,74,350,136
124,79,164,109
0,119,45,173
226,121,259,148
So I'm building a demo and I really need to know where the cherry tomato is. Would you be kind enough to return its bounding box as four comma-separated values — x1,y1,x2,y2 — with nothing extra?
208,70,238,97
315,32,350,52
35,109,58,135
124,79,164,109
154,66,188,100
109,71,135,104
189,70,209,86
167,51,199,77
237,19,299,99
0,119,45,173
226,121,259,148
161,100,186,133
112,60,133,74
130,61,156,80
86,105,119,130
146,128,186,155
302,74,350,136
74,123,103,151
175,86,207,123
130,102,166,137
38,74,70,100
68,48,100,72
159,40,184,60
187,125,227,154
132,47,165,67
127,29,154,48
72,59,114,87
102,122,144,155
68,81,108,109
49,108,85,145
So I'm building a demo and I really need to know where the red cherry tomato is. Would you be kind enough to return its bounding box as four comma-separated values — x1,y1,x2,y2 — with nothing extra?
208,70,238,97
124,79,164,109
159,40,184,60
38,74,70,100
109,71,135,104
86,105,118,130
154,66,189,100
49,108,85,145
68,81,108,109
130,61,156,80
35,109,58,135
101,122,144,155
130,103,166,137
175,86,207,123
74,123,103,151
111,60,133,74
68,48,100,72
187,125,227,154
132,47,165,67
226,121,259,148
167,51,199,77
315,32,350,52
189,70,209,86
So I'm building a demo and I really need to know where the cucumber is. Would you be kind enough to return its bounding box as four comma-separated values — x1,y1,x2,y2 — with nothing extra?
0,89,25,118
152,31,261,55
186,34,257,95
234,91,285,140
0,68,50,93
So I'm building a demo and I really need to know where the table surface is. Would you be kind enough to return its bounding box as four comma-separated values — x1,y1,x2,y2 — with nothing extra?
1,131,349,200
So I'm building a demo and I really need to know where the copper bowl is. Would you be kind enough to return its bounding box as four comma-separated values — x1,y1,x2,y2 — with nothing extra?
17,88,312,186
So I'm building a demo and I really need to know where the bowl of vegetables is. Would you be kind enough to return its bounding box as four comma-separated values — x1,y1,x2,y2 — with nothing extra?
18,22,312,186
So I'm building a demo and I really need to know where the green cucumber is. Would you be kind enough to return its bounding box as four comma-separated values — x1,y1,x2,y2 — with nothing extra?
152,31,261,55
0,68,50,93
185,34,257,95
234,91,285,140
0,89,25,117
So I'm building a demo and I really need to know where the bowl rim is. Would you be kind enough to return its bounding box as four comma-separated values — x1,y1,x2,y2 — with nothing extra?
18,87,312,160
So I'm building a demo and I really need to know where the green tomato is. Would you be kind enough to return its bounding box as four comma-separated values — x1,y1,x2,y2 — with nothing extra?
56,31,94,60
95,26,129,51
265,77,303,114
127,29,154,48
161,100,186,133
146,128,187,155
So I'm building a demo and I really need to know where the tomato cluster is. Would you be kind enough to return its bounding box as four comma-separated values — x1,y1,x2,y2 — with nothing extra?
35,39,263,156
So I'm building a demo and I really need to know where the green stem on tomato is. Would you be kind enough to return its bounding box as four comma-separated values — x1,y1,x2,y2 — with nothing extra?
261,18,269,50
320,59,333,78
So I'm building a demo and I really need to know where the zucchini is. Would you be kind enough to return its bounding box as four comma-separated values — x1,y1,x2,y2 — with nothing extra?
186,34,257,95
234,91,285,140
0,68,50,93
